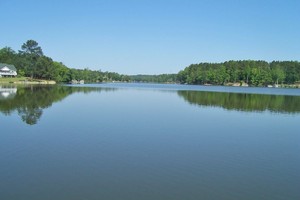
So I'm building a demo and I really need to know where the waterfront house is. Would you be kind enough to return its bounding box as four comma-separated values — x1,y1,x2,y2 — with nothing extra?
0,63,17,77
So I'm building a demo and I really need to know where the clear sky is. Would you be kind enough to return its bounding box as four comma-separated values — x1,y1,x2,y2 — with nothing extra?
1,0,300,74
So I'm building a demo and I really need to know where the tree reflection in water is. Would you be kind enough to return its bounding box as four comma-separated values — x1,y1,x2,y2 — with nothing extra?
177,90,300,114
1,85,300,125
0,85,115,125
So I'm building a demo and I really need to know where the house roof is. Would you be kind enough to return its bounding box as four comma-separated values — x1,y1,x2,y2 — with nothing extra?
0,63,17,71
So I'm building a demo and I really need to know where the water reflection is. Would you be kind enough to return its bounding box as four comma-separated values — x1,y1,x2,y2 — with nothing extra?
0,85,115,125
1,84,300,125
0,85,17,99
177,90,300,114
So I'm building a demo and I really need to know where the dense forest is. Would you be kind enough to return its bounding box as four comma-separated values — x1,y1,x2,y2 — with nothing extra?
177,60,300,86
1,40,300,86
0,40,128,83
130,74,177,83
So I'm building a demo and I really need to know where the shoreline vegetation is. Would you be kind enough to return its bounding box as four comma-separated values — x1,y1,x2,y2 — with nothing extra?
0,77,299,88
176,61,300,88
0,77,56,84
1,40,300,88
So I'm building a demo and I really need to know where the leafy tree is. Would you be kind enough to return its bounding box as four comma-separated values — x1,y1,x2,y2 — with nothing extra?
0,47,16,64
20,40,43,56
271,65,285,85
18,40,44,78
52,62,71,82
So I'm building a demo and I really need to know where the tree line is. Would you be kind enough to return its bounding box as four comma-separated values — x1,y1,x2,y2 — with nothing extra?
177,60,300,86
0,40,173,83
1,40,300,86
0,40,128,83
129,74,177,83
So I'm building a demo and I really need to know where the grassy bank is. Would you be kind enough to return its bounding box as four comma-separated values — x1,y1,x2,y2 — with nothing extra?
0,77,56,84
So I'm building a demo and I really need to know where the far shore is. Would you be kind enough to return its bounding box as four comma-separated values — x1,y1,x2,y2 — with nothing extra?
1,77,300,88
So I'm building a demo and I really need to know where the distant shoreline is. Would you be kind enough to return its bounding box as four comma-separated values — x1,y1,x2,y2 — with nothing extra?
111,81,300,88
1,77,300,88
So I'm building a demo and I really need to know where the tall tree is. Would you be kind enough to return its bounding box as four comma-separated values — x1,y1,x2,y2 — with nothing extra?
19,40,44,78
20,40,43,56
271,65,285,85
0,47,16,64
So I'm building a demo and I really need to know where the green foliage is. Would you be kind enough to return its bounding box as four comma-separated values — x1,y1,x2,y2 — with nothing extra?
0,47,17,64
1,40,300,85
0,40,125,83
130,74,177,83
178,60,300,86
20,40,43,56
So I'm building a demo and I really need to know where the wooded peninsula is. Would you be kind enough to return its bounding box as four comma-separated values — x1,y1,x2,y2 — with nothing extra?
1,40,300,87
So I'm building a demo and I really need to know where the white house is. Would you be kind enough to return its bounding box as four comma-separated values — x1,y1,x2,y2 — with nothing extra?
0,63,17,77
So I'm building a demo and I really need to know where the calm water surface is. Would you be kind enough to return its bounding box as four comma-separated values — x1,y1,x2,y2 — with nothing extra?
0,83,300,200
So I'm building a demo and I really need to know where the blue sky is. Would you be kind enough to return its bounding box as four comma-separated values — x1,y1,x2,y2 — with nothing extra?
1,0,300,74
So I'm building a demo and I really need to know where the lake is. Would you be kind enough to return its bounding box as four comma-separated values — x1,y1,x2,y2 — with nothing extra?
0,83,300,200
